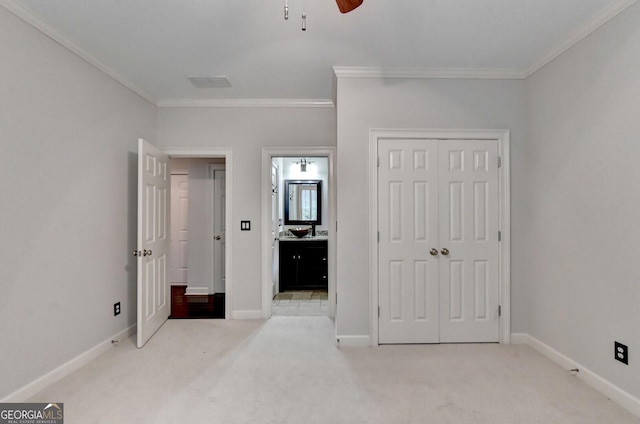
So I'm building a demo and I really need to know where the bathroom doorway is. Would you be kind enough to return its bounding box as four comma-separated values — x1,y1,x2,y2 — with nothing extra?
261,148,336,318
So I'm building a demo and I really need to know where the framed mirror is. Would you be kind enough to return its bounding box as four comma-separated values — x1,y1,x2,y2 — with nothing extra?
284,180,322,225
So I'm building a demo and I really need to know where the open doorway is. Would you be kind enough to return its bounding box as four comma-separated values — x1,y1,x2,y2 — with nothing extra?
272,157,329,316
261,148,336,319
163,148,233,319
167,156,228,319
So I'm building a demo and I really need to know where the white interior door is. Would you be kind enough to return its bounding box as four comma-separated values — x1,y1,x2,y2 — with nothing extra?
212,168,226,293
378,139,440,343
378,138,499,344
438,140,499,343
170,173,188,283
137,139,170,348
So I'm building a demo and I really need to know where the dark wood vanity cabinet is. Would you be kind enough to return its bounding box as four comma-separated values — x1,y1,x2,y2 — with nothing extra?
279,240,328,291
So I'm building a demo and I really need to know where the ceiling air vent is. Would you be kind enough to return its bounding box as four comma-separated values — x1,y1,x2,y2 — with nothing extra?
187,76,232,88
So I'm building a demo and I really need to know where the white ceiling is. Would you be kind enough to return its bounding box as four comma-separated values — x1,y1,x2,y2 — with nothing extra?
3,0,636,104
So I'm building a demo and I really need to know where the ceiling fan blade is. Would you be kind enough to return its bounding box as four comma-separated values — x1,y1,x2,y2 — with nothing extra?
336,0,363,14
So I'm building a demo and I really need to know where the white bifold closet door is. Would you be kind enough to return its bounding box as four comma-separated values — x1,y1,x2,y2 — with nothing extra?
378,138,499,344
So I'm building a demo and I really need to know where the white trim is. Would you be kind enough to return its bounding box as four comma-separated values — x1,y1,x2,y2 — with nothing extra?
158,99,335,108
261,148,337,322
525,0,637,77
162,147,233,320
0,0,157,105
369,129,511,346
0,325,136,402
336,335,370,347
333,66,527,80
514,333,640,418
231,310,263,320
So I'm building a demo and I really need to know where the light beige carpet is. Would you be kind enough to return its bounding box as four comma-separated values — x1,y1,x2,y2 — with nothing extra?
29,317,639,423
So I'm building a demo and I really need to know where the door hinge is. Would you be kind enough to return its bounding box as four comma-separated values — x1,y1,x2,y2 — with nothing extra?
498,305,502,317
378,306,380,318
377,156,380,168
498,231,501,242
377,231,380,242
498,156,502,168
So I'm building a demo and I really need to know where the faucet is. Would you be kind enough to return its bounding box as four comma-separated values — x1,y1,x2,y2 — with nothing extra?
311,223,316,236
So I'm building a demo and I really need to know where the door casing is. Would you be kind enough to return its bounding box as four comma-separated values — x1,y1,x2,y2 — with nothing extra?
369,129,511,345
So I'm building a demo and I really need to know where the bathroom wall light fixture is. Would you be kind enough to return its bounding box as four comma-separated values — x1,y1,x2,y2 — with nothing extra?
296,158,313,172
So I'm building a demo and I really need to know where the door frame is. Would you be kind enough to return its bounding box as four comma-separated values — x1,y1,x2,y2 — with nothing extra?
261,147,337,319
162,147,233,320
368,129,511,345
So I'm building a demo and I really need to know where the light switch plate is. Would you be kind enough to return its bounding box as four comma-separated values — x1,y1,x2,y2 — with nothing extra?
241,220,251,231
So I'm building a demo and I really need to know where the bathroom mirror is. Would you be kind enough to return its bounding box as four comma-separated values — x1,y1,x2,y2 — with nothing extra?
284,180,322,225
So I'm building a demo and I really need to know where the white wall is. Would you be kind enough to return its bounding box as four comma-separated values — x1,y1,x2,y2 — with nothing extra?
335,77,527,337
0,6,156,399
156,107,336,313
524,2,640,400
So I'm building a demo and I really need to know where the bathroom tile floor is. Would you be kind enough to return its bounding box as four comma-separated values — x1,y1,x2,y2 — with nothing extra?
272,290,329,316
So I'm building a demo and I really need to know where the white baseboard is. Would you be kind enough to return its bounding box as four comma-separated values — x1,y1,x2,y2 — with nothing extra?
511,332,640,418
231,310,263,320
1,325,136,403
336,335,370,347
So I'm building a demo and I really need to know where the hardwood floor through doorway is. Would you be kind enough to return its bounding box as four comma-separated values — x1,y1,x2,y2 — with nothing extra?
170,285,224,319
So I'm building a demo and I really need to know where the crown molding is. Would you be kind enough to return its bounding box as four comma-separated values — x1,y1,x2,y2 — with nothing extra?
0,0,157,105
333,66,527,80
334,0,638,82
525,0,637,77
157,99,335,108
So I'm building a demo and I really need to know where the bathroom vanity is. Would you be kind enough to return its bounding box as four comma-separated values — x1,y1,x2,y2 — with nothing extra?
279,237,328,291
278,178,327,291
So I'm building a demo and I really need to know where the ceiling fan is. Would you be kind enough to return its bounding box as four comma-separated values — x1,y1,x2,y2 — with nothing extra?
336,0,363,13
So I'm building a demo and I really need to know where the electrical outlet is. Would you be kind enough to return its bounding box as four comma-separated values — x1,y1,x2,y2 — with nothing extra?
114,302,121,317
615,342,628,365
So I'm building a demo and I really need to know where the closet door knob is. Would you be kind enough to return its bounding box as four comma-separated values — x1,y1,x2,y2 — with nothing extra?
441,248,449,256
143,249,153,257
429,249,438,256
132,250,141,257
